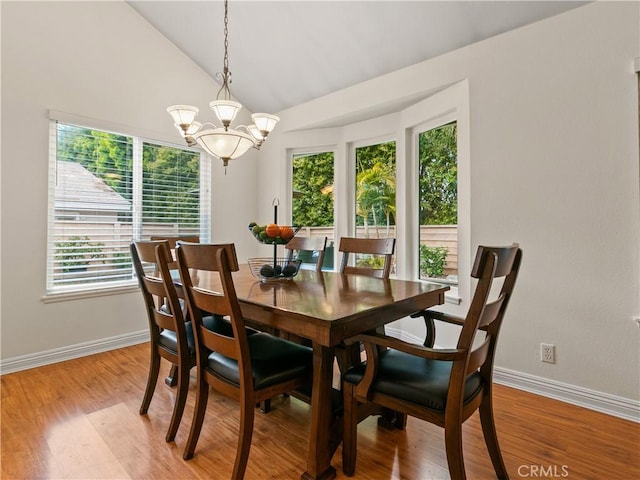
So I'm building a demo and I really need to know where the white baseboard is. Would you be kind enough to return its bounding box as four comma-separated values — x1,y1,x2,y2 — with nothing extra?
3,327,640,423
493,367,640,423
0,330,149,375
386,326,640,423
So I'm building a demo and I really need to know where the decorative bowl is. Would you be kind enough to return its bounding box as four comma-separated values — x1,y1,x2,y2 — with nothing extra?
248,224,301,245
248,258,302,281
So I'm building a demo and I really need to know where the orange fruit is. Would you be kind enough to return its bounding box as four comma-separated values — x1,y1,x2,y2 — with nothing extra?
280,226,295,240
265,223,281,238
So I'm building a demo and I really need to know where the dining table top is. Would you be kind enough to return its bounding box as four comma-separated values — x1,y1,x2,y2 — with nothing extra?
188,264,450,347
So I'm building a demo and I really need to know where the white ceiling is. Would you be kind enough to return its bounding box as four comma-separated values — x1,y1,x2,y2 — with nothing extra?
129,1,587,115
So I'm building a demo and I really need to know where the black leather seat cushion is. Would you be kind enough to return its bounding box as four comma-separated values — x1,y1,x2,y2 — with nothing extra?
208,333,313,390
343,349,483,412
159,315,256,355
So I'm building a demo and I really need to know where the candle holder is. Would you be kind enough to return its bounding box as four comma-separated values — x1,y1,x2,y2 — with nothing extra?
247,198,302,281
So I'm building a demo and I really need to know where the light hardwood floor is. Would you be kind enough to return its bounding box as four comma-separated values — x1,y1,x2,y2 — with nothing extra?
1,343,638,479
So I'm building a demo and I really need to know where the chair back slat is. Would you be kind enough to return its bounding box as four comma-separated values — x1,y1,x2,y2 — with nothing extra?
133,240,165,264
198,325,238,359
152,310,177,331
466,337,491,375
285,236,327,272
471,244,519,278
178,243,239,272
191,287,233,318
339,237,396,279
150,235,200,249
478,294,505,329
140,274,165,298
150,235,200,268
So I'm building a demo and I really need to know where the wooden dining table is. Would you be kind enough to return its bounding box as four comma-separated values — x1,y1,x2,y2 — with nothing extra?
190,265,449,480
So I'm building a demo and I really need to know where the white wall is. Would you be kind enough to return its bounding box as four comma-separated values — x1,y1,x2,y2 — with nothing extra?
0,2,259,361
258,2,640,401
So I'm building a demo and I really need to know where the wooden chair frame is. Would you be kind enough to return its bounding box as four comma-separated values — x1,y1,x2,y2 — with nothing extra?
176,243,312,479
336,236,397,372
342,244,522,480
131,240,192,442
149,235,199,384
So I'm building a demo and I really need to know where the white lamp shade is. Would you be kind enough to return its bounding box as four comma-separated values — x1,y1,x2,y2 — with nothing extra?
251,113,280,134
246,124,263,141
194,128,255,162
167,105,199,126
210,100,242,126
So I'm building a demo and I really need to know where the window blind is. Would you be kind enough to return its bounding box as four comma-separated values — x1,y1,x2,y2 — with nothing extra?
47,121,208,293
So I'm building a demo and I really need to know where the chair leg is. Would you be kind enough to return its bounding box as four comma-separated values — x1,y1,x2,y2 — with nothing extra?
165,364,178,387
342,383,358,476
232,396,256,480
479,393,509,479
183,379,209,460
165,362,190,442
139,349,161,415
444,422,466,480
377,408,407,430
259,399,271,413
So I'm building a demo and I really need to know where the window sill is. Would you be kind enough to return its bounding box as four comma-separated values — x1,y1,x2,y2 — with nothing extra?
41,284,139,304
420,279,462,305
445,292,462,305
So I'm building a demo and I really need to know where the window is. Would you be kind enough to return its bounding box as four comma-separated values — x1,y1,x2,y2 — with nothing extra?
279,81,468,303
291,151,335,270
417,121,458,284
354,141,396,271
46,121,210,294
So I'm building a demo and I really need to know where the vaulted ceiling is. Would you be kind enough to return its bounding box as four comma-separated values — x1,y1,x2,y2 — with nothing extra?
129,1,587,115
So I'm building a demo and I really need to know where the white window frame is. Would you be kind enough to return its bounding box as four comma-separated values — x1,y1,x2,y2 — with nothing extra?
400,80,470,305
43,116,210,302
277,80,470,307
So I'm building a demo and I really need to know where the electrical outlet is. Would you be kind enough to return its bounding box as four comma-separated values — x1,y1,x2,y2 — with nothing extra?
540,343,555,364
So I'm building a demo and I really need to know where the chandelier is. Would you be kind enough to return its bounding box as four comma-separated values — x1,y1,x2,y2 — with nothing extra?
167,0,279,168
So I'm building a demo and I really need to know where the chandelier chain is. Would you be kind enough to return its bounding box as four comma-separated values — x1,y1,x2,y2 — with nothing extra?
216,0,232,101
166,0,279,168
223,0,229,75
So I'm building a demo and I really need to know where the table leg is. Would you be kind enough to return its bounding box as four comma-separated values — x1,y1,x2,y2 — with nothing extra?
301,343,337,480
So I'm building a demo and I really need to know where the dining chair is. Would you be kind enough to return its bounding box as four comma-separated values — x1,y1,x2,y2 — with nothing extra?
155,235,277,415
338,237,396,278
149,235,199,385
336,236,397,371
341,244,522,479
131,240,194,443
131,240,238,442
176,242,313,479
285,235,328,272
